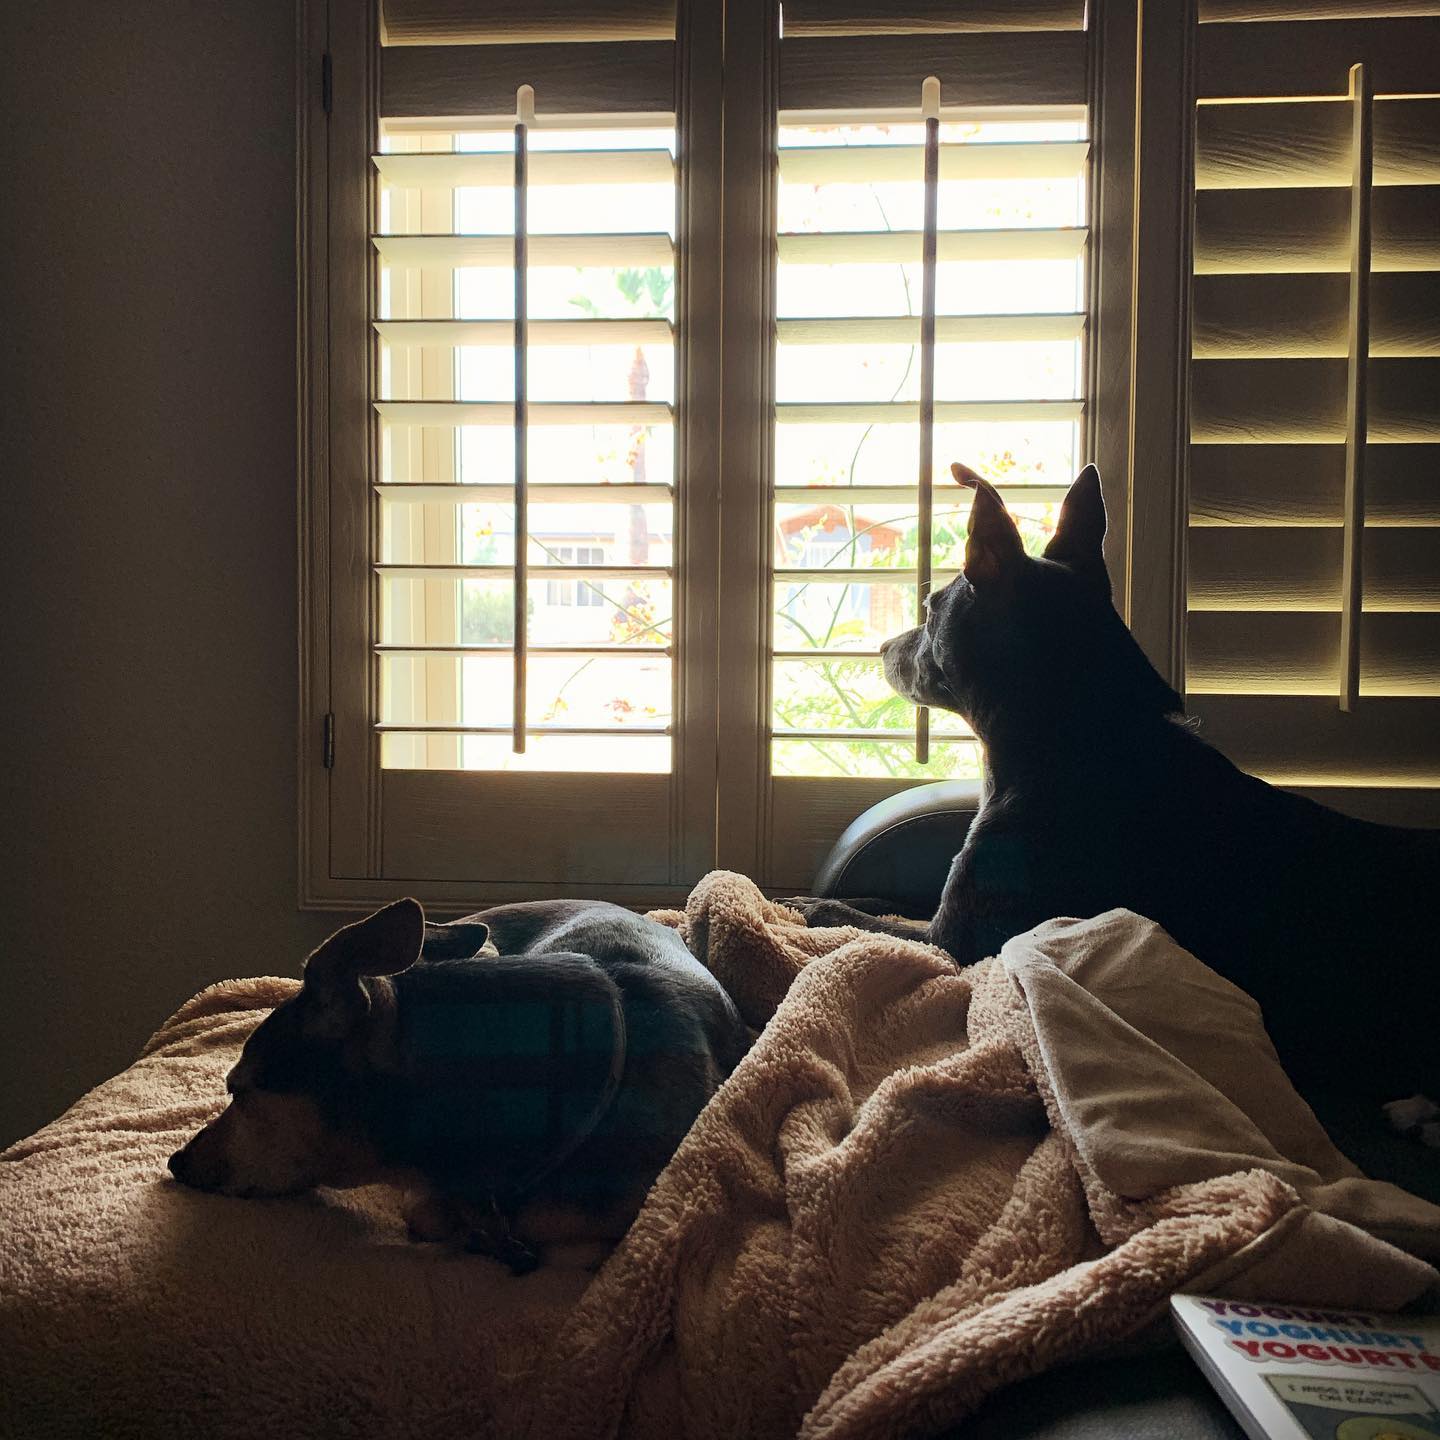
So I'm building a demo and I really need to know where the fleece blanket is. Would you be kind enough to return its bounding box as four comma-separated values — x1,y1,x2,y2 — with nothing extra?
3,872,1438,1440
0,977,593,1440
527,873,1440,1440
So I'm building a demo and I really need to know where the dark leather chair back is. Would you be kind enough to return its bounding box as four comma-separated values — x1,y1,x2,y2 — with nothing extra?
812,780,982,918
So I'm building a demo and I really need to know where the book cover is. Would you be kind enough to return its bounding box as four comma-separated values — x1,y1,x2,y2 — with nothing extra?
1171,1294,1440,1440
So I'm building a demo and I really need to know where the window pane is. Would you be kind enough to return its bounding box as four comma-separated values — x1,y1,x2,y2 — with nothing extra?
382,732,671,774
774,579,915,652
773,657,972,735
380,652,671,730
452,343,674,404
451,265,675,322
772,736,983,780
379,500,674,568
770,112,1088,778
777,420,918,489
778,260,1082,319
776,420,1078,491
533,575,671,646
454,423,674,488
774,498,1063,574
933,423,1080,485
776,499,961,572
528,504,673,568
379,575,673,649
779,173,1083,234
379,575,501,647
776,340,1078,404
452,183,673,238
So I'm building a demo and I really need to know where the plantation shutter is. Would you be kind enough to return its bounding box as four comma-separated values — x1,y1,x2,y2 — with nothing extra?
1185,3,1440,825
312,0,722,903
721,0,1094,888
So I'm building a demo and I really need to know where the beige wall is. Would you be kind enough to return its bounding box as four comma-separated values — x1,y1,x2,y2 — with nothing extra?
0,1,344,1146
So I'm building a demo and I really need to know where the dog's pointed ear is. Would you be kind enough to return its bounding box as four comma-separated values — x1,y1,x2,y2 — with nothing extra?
955,461,1024,588
422,917,493,961
305,898,425,990
301,899,424,1037
1043,464,1109,593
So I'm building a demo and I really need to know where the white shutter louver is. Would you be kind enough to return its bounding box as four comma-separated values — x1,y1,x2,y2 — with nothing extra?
1186,2,1440,823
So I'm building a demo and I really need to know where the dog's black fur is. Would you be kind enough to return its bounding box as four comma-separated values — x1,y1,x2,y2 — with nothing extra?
170,898,749,1270
795,464,1438,1102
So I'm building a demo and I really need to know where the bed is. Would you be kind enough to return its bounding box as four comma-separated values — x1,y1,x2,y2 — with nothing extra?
4,877,1438,1440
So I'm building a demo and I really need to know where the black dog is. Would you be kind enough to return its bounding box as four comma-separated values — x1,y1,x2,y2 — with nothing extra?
170,898,750,1270
795,463,1438,1105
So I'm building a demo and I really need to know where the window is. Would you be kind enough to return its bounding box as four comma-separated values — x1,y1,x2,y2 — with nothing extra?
300,0,1440,908
304,0,714,901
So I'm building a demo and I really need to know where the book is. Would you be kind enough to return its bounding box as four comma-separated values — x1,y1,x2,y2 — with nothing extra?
1171,1293,1440,1440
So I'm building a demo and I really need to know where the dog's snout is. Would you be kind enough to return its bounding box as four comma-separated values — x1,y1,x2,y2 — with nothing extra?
879,635,894,655
168,1141,203,1186
167,1140,201,1186
168,1133,224,1190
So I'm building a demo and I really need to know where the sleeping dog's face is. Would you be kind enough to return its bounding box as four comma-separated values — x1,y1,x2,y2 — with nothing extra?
881,463,1180,740
167,899,434,1197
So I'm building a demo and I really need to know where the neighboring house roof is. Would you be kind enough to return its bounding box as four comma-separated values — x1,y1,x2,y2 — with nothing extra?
777,504,900,549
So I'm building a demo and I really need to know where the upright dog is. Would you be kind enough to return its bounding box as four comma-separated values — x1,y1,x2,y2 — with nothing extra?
797,463,1438,1105
170,899,749,1269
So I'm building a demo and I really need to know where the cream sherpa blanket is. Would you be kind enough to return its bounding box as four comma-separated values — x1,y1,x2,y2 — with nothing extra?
3,871,1438,1440
527,873,1440,1440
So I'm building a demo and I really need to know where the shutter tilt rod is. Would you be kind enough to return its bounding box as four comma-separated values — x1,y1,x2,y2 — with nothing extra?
513,84,534,752
1338,62,1371,715
915,75,941,765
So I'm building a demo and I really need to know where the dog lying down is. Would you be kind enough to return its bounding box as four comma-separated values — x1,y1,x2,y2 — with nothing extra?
169,899,750,1272
791,461,1439,1132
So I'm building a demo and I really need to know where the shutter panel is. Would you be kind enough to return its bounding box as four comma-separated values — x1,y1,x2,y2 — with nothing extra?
319,0,716,897
757,1,1091,887
1187,4,1440,824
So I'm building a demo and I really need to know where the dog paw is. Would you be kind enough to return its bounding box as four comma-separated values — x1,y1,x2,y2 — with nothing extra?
1383,1094,1440,1133
779,897,853,927
777,895,820,915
